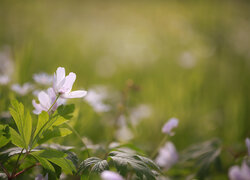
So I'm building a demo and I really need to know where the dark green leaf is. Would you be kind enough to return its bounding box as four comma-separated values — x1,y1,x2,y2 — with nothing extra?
0,125,10,148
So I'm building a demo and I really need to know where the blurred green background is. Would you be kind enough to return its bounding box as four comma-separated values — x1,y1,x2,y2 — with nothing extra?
0,0,249,153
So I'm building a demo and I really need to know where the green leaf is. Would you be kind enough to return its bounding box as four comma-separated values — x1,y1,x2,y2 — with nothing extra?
9,100,32,149
32,149,76,174
77,157,108,175
37,127,72,145
0,125,10,148
31,153,55,173
9,127,25,148
9,99,24,137
91,160,109,173
57,104,75,119
108,151,156,180
180,138,222,179
33,111,49,140
23,111,32,148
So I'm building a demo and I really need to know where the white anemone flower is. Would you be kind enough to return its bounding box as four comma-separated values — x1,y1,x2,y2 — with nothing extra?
53,67,87,99
155,141,178,170
33,72,53,85
0,75,10,85
162,118,179,136
35,173,48,180
101,171,124,180
246,138,250,156
228,161,250,180
32,88,66,114
11,83,33,96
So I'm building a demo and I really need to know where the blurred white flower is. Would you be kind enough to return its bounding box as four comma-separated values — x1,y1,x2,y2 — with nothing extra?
101,171,124,180
0,75,10,85
0,46,14,76
178,52,196,69
246,138,250,156
11,83,34,96
32,87,66,114
53,67,87,99
115,126,133,142
129,104,152,126
32,89,42,96
228,161,250,180
35,173,48,180
155,142,178,170
162,118,179,136
84,86,111,112
0,111,11,118
33,72,53,85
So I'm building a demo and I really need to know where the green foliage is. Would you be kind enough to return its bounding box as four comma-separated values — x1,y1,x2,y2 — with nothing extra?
77,157,109,175
32,104,74,149
31,149,76,175
9,100,32,149
180,138,222,179
0,125,10,148
108,151,158,180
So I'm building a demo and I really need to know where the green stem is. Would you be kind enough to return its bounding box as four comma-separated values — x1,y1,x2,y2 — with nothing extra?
65,123,90,157
48,94,60,112
151,136,168,159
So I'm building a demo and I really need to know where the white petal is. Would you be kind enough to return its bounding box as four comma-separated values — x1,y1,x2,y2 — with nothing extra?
60,72,76,93
61,90,87,99
38,91,51,109
47,88,56,99
56,67,65,85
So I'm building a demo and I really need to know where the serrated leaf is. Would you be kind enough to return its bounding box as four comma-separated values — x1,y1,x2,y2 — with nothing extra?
0,125,10,148
57,104,75,119
9,127,25,148
34,111,49,140
9,99,24,137
23,111,32,148
77,157,103,175
31,153,55,173
9,100,32,149
135,155,161,172
31,149,76,174
91,160,109,173
108,151,156,180
180,138,222,179
37,127,72,145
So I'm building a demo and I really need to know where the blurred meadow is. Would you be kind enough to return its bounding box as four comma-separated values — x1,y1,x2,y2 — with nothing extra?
0,0,250,179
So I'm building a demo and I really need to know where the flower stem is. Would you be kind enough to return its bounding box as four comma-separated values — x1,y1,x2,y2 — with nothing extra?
47,94,60,112
151,135,167,159
11,148,24,176
65,123,90,157
12,163,40,178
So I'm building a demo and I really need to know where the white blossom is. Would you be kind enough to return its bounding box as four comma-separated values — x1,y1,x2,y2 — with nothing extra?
35,173,48,180
162,118,179,136
228,161,250,180
155,142,178,170
53,67,87,99
0,75,10,85
33,72,53,85
11,83,33,96
246,138,250,156
32,87,65,114
101,171,124,180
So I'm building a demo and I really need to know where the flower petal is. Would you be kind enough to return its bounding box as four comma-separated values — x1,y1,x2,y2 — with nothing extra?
60,72,76,93
38,91,51,109
61,90,87,99
56,67,65,85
